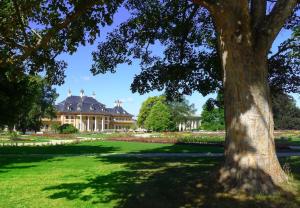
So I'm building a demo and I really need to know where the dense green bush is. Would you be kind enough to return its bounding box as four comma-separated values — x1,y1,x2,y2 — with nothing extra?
51,123,60,133
58,124,78,134
177,136,224,144
145,101,175,132
200,107,225,131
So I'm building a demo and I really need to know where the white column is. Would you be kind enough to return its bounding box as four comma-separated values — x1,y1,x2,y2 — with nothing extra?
87,116,90,131
101,117,104,131
178,123,182,131
94,116,97,132
80,115,82,132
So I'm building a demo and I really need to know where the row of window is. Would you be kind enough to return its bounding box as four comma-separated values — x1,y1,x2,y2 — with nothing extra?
115,125,130,129
65,116,109,120
114,117,131,121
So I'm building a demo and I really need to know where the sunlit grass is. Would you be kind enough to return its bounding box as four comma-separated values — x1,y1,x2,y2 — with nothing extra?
0,155,299,208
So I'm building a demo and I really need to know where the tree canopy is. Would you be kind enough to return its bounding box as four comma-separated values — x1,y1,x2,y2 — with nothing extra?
0,0,123,85
91,1,299,99
137,95,196,130
137,96,166,127
144,101,173,132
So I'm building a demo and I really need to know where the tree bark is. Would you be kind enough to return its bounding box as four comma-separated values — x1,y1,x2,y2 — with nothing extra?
192,0,297,194
216,21,287,194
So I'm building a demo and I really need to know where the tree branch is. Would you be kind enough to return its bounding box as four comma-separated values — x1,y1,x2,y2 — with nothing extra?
262,0,298,50
269,40,298,60
18,0,101,62
12,0,30,47
251,0,266,31
192,0,216,12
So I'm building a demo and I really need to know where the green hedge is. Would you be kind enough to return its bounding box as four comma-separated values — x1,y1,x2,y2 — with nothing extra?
58,124,78,134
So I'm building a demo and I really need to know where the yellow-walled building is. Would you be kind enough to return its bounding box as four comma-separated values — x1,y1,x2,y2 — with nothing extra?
42,90,134,132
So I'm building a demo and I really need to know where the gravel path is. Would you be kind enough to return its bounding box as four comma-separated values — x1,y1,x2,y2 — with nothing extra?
0,152,300,158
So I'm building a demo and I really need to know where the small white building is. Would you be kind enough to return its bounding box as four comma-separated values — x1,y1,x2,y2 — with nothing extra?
178,116,201,131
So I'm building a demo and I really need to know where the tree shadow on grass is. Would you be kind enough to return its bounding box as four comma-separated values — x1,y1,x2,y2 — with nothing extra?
43,156,300,208
0,145,119,173
131,143,224,154
0,144,119,155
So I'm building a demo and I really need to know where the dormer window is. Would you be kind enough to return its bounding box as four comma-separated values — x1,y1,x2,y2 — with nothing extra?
67,106,72,111
90,105,95,111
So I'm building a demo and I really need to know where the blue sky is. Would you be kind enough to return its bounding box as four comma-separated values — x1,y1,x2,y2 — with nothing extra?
55,7,299,117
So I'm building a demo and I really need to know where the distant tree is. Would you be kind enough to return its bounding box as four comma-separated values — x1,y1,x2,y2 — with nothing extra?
272,93,300,130
200,103,225,131
145,101,173,132
168,98,197,126
203,91,300,131
16,76,57,133
137,96,166,127
138,96,197,130
0,70,57,133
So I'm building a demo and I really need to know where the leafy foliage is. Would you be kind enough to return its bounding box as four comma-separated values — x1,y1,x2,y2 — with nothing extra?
272,93,300,130
91,1,299,99
138,96,197,131
0,0,124,85
200,104,225,131
0,64,57,131
144,101,174,132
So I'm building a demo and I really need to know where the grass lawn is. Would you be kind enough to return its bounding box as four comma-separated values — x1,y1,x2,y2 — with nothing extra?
0,140,224,155
0,155,299,208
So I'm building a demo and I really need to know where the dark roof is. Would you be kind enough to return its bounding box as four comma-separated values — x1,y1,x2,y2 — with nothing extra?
55,96,132,116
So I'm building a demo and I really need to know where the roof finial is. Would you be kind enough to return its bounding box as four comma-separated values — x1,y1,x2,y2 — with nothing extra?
114,99,123,107
92,91,96,99
80,89,84,98
68,88,72,97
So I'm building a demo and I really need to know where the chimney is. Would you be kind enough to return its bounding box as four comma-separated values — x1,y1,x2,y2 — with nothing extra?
80,89,84,98
114,99,123,107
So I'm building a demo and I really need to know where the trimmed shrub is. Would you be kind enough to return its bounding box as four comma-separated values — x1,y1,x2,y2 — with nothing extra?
58,124,78,134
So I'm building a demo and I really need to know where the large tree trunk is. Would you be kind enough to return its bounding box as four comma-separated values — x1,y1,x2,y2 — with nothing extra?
217,35,287,193
209,2,289,194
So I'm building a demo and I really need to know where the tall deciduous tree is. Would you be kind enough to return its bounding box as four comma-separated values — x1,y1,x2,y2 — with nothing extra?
91,1,299,193
137,96,166,127
16,76,58,133
168,98,196,125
